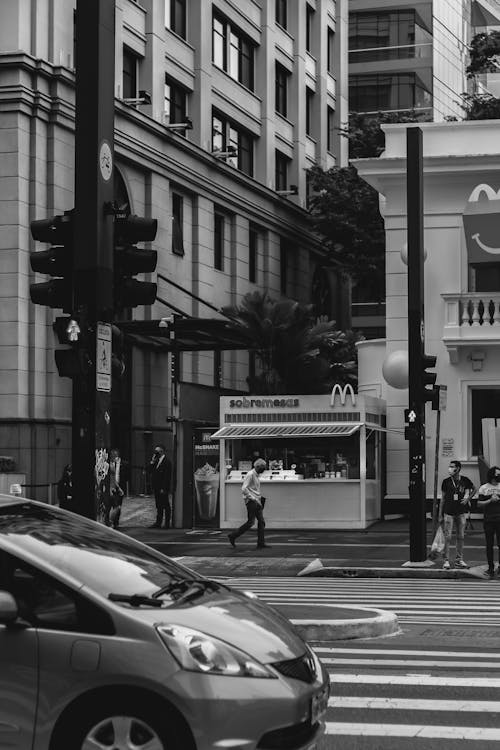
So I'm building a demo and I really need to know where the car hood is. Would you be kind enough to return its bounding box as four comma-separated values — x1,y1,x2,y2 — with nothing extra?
130,587,306,663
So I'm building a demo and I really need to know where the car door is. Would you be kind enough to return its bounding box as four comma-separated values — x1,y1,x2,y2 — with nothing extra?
5,557,115,743
0,555,38,749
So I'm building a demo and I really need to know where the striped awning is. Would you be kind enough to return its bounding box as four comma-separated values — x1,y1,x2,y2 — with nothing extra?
211,423,363,440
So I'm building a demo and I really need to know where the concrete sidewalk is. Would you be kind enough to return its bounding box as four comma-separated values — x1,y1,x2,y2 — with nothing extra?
118,494,492,581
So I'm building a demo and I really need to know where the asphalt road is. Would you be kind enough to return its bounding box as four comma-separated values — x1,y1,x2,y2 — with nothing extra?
221,577,500,749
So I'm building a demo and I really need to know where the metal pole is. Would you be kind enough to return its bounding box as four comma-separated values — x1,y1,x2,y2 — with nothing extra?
407,127,427,562
72,0,115,519
432,400,441,537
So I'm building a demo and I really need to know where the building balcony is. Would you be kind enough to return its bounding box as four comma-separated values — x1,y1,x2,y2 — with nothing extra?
442,292,500,362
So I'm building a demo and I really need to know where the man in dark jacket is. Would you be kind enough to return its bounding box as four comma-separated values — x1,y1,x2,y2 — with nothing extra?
149,444,172,528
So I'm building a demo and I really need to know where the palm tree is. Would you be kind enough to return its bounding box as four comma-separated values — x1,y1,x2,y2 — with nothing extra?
222,291,360,395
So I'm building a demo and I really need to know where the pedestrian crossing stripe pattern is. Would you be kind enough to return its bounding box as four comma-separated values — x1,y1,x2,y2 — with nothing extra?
311,644,500,741
223,577,500,626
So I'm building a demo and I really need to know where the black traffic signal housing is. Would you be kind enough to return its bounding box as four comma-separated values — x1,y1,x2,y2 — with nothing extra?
421,353,440,410
30,211,74,312
111,324,126,380
404,407,422,441
52,316,92,379
114,215,158,312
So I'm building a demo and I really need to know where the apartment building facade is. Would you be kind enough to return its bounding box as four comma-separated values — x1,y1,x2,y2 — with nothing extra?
348,0,500,340
0,0,347,524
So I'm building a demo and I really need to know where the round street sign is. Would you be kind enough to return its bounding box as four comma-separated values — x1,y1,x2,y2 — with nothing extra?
99,140,113,182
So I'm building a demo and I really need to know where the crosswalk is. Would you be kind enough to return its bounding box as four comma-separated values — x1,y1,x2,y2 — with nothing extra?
312,644,500,744
223,576,500,627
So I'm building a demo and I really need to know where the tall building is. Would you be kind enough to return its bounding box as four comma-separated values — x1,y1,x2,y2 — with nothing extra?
348,0,500,340
0,0,348,525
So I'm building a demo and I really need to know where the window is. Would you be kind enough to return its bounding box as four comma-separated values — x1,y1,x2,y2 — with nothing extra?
349,9,432,63
470,263,500,293
306,4,314,53
212,112,254,176
249,226,258,283
165,77,187,125
165,0,187,40
275,63,288,117
122,47,138,99
214,212,224,271
349,73,431,114
276,0,287,29
280,238,288,295
306,88,314,136
275,150,289,191
471,389,500,456
327,28,335,74
0,554,114,634
212,14,255,90
172,193,184,256
327,106,335,152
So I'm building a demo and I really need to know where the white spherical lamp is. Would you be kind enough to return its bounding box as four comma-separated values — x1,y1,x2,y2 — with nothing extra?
382,350,408,389
400,242,428,265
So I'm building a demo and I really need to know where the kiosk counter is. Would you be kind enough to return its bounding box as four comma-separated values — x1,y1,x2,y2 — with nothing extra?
212,389,386,530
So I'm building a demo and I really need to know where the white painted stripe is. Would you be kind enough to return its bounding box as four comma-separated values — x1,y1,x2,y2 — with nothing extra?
330,673,500,687
329,696,500,712
262,596,500,612
324,722,500,739
323,658,500,669
315,647,500,658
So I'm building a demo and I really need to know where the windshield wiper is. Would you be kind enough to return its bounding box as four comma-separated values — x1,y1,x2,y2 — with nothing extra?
152,577,226,600
108,593,164,608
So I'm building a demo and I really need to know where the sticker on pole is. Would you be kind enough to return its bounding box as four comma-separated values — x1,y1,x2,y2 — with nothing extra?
96,323,112,392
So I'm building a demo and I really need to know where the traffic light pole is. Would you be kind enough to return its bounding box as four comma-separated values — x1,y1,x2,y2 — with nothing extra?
72,0,115,519
407,127,427,562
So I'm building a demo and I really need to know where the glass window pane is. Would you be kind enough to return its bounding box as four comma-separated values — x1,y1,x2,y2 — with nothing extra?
213,18,225,68
229,32,239,79
212,115,224,151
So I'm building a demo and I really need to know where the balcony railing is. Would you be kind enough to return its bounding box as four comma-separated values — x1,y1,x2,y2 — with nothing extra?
442,293,500,361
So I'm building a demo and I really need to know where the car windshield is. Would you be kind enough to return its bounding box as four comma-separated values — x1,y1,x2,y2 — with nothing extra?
0,503,200,598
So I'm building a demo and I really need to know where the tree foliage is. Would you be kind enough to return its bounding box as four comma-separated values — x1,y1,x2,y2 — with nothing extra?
466,31,500,77
222,291,361,395
307,111,422,289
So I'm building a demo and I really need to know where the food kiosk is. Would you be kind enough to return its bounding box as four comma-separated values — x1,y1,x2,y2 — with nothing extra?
212,386,386,529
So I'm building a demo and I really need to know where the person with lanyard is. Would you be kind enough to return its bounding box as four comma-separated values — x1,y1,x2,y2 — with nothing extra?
438,459,474,570
477,465,500,578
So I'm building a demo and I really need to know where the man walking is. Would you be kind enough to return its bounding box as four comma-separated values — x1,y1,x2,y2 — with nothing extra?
149,444,172,529
228,458,270,549
438,459,474,569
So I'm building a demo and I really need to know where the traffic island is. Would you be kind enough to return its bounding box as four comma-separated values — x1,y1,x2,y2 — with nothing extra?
279,604,400,641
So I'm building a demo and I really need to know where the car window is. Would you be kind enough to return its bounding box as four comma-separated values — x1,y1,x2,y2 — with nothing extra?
0,552,114,634
0,503,199,598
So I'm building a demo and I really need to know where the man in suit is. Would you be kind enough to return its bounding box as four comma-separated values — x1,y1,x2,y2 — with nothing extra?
149,444,172,528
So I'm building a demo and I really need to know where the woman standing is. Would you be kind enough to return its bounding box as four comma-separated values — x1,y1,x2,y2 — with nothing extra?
477,466,500,578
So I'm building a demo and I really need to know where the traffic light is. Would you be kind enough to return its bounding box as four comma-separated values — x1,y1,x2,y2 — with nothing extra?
421,353,439,410
111,324,126,380
114,215,158,312
30,211,74,312
404,407,421,441
52,316,92,379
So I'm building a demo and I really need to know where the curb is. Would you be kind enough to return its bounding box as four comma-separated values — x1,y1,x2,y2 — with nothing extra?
173,557,491,580
291,606,400,641
303,565,489,580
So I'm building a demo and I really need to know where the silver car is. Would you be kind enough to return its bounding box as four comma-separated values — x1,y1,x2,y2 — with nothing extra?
0,495,329,750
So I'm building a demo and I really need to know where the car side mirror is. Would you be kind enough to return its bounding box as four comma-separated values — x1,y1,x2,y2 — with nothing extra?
0,590,19,624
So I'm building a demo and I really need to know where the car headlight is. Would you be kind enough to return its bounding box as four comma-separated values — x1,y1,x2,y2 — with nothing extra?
157,624,277,678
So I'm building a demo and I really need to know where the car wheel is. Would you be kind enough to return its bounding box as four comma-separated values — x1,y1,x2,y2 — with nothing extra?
56,699,178,750
81,713,165,750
